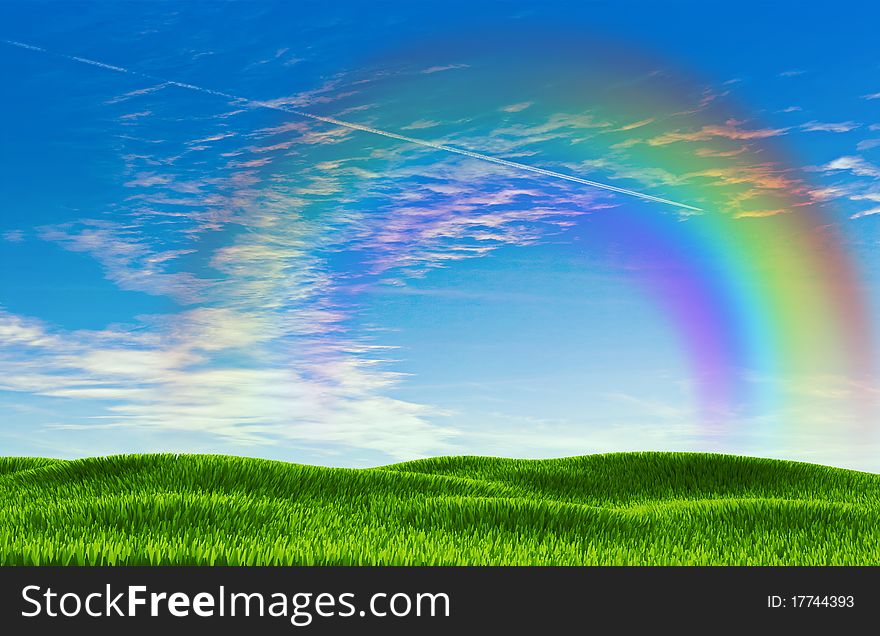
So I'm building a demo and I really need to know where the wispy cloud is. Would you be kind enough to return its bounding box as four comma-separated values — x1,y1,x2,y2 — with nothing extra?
824,155,880,178
500,102,533,113
118,110,152,121
801,120,860,133
613,118,656,132
851,193,880,203
105,82,169,105
38,220,212,302
647,120,788,145
420,63,468,74
0,307,455,457
850,207,880,219
400,119,442,130
820,157,880,218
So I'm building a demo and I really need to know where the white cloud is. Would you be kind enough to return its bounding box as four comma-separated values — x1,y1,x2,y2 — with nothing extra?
851,207,880,219
2,229,24,242
0,311,61,348
824,156,880,178
400,119,442,130
801,121,860,133
420,63,469,74
500,102,533,113
105,83,169,105
0,304,455,459
851,192,880,202
38,221,212,303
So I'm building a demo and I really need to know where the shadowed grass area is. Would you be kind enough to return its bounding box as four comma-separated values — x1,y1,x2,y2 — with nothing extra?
1,452,878,565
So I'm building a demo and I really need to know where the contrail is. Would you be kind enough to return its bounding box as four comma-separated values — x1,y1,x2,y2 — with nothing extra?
3,38,702,211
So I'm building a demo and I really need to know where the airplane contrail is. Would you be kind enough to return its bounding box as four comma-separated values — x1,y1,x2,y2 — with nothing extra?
3,38,702,212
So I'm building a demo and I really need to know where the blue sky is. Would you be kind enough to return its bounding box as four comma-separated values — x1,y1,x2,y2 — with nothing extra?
1,1,879,469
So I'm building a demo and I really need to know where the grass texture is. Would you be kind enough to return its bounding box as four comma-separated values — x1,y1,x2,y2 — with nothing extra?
1,452,878,565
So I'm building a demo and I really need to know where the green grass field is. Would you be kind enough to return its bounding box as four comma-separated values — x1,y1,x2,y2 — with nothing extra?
1,452,878,565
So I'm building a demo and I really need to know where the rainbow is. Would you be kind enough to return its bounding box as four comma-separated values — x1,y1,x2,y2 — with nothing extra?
311,30,878,431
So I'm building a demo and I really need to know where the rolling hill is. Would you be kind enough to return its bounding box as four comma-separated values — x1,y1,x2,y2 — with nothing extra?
1,452,878,565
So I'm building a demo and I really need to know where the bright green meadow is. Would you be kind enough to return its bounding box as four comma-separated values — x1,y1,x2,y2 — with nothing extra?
1,452,878,565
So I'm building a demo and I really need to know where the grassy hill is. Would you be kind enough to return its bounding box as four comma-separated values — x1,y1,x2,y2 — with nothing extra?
1,452,879,565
